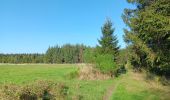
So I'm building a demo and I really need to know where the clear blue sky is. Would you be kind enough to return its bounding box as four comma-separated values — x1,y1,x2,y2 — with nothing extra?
0,0,134,54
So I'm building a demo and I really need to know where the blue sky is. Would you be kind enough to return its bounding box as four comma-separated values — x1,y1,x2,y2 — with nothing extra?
0,0,134,53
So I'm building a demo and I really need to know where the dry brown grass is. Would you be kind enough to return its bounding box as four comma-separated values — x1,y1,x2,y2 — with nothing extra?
78,64,112,80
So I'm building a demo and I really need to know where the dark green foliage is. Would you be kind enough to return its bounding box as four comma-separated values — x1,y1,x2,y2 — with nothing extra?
45,47,56,63
93,19,119,75
117,48,129,65
0,54,44,64
43,90,51,100
98,19,119,60
0,44,88,64
45,44,86,64
123,0,170,77
114,65,127,77
83,47,96,63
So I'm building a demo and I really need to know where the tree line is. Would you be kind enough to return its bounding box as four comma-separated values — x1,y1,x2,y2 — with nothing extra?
45,44,88,64
0,54,44,64
0,45,89,64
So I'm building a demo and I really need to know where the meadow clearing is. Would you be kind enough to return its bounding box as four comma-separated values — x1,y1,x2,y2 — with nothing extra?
0,64,169,100
0,0,169,100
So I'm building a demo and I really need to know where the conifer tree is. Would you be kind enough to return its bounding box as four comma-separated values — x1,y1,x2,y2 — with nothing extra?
98,19,119,61
123,0,170,76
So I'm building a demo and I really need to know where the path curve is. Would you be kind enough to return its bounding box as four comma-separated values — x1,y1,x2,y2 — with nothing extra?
103,83,115,100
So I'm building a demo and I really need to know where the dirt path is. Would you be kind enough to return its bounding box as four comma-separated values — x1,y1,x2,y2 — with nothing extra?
103,83,115,100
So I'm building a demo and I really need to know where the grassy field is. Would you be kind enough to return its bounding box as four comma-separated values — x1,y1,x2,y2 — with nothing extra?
111,71,170,100
0,64,114,100
0,64,77,84
0,64,169,100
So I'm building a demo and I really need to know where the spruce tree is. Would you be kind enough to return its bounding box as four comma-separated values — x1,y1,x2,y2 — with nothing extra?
98,19,119,61
123,0,170,76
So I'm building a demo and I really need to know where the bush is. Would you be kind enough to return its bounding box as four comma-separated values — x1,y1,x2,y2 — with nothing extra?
0,80,70,100
59,84,69,97
0,84,20,100
95,54,117,75
65,70,79,79
114,65,127,77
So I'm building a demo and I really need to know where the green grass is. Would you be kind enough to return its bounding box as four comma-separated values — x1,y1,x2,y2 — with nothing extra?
0,64,77,84
111,71,170,100
0,64,113,99
0,64,169,100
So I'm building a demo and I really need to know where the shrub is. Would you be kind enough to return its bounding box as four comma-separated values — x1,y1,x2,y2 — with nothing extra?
0,84,20,100
0,80,70,100
43,90,52,100
65,70,79,79
95,54,117,75
20,92,37,100
114,64,127,77
59,84,69,97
